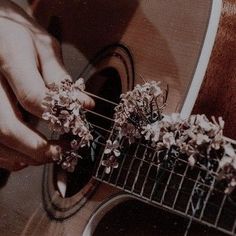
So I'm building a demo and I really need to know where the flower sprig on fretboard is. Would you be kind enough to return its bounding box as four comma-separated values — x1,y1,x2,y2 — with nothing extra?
102,82,236,194
101,81,167,173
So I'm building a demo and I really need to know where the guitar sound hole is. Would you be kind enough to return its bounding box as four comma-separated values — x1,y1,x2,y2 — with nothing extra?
54,67,122,198
94,200,227,236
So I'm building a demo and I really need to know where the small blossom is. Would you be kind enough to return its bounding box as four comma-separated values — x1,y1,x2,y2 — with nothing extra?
102,156,119,174
188,155,196,167
142,121,161,143
195,133,210,145
74,78,86,91
104,140,121,157
162,132,176,148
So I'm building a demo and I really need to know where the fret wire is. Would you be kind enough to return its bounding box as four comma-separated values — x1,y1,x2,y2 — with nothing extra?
231,212,236,234
96,123,117,179
89,118,229,196
130,159,144,193
122,143,143,189
140,150,159,196
99,166,107,182
95,143,108,177
172,165,190,209
95,148,226,197
132,157,224,193
135,158,198,187
96,151,225,197
107,138,126,183
160,158,179,205
215,194,227,227
114,139,139,186
199,175,217,220
130,144,149,192
184,171,201,215
102,165,223,202
96,159,236,230
93,177,234,236
122,157,137,189
149,163,162,200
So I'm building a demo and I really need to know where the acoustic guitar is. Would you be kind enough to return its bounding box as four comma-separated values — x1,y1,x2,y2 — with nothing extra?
0,0,236,235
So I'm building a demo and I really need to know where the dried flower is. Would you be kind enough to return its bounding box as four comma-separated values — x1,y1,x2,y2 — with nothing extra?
44,78,236,196
162,132,176,148
102,81,236,195
102,156,119,174
114,81,167,129
42,78,93,171
104,140,121,157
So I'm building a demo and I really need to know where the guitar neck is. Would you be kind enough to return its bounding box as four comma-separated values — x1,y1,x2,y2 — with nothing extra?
94,138,236,236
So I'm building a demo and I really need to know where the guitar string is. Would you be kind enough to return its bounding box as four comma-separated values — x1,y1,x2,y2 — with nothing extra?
79,91,231,195
77,131,226,200
87,107,227,181
63,89,236,228
69,131,235,228
78,91,236,233
92,139,227,197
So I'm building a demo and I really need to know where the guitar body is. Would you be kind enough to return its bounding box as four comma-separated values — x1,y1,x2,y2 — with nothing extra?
1,0,234,235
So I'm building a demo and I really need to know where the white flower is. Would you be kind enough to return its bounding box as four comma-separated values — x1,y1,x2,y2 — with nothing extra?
104,140,121,157
161,113,183,131
225,143,236,157
74,78,85,91
179,142,195,156
102,156,119,174
162,132,176,148
195,114,212,132
212,116,225,129
141,121,160,142
195,133,210,145
188,155,196,167
219,155,232,169
149,82,162,97
219,144,236,172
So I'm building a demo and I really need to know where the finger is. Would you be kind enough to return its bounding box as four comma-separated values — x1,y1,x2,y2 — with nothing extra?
34,34,70,85
0,158,26,172
0,21,46,117
34,35,95,109
0,119,61,164
0,76,61,164
0,143,29,171
77,91,95,109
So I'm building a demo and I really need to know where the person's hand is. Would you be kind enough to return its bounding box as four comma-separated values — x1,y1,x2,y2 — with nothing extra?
0,1,94,171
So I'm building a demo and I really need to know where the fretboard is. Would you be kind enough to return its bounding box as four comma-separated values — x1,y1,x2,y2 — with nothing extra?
94,138,236,236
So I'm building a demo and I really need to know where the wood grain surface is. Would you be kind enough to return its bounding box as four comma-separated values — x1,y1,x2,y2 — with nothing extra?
194,0,236,140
